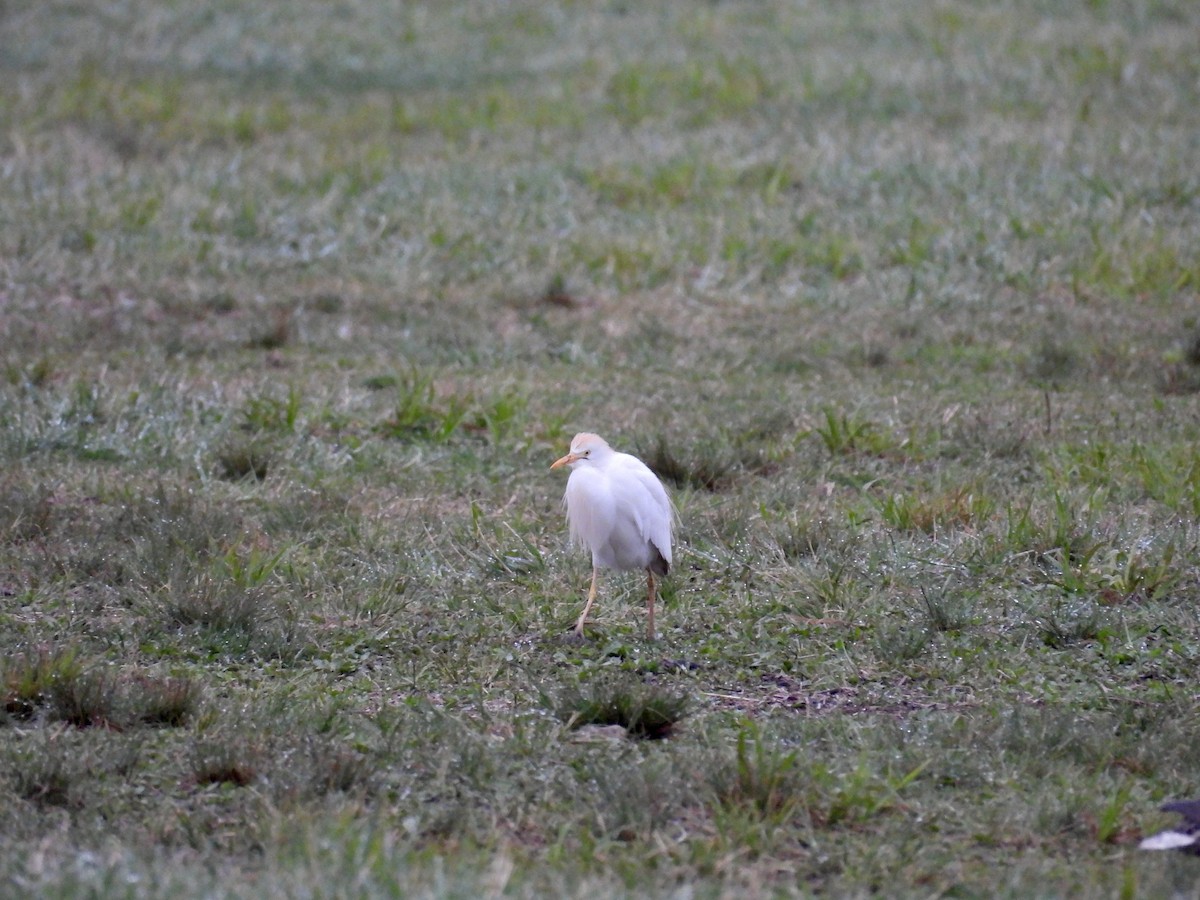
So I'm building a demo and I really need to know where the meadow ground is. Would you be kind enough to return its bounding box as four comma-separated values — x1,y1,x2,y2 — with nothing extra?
2,1,1200,896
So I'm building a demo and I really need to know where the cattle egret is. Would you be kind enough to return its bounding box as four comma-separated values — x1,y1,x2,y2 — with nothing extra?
550,432,674,639
1140,800,1200,854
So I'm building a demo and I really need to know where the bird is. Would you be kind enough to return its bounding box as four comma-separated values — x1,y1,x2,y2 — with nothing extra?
1140,800,1200,853
550,432,674,639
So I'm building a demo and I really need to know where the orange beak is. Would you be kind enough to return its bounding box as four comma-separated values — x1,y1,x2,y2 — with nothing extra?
550,452,578,470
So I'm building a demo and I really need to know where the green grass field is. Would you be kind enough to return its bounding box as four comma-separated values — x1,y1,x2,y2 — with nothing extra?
3,1,1200,896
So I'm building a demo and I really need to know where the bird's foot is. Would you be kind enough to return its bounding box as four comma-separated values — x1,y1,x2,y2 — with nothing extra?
563,626,589,645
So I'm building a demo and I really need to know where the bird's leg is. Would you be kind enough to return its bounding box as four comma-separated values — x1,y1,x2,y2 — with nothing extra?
646,571,656,641
574,567,600,635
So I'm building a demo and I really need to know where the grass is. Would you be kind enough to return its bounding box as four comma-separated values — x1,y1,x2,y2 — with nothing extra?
543,676,691,740
3,0,1200,896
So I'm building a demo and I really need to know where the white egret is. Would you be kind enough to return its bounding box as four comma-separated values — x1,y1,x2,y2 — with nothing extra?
550,432,674,639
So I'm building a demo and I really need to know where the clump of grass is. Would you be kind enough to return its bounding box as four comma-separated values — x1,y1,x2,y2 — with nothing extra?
306,743,372,796
464,503,546,577
1099,541,1181,604
72,485,243,589
240,389,302,434
813,407,891,457
59,223,96,253
5,741,84,809
187,722,369,797
1036,598,1106,649
638,433,736,491
581,754,687,841
159,554,312,664
128,675,201,727
189,738,259,787
768,511,826,560
163,569,265,633
285,735,376,799
1158,363,1200,395
214,390,297,478
913,581,976,633
247,307,292,350
805,232,865,281
362,373,398,390
940,408,1031,461
823,757,925,827
3,648,199,729
873,622,932,663
376,368,468,442
637,423,787,492
540,272,582,308
215,436,275,480
48,668,198,730
1004,493,1100,570
0,480,55,541
543,677,690,740
1157,326,1200,394
47,668,125,729
466,389,528,446
3,355,55,388
2,646,85,720
873,486,992,533
707,721,804,821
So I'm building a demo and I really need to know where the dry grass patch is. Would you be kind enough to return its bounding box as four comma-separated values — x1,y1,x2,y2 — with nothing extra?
544,677,691,740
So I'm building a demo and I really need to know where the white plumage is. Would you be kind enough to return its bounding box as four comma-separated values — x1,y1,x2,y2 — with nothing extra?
1140,800,1200,854
550,432,674,638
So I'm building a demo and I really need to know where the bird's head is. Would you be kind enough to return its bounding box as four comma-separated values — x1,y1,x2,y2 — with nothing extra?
550,432,611,470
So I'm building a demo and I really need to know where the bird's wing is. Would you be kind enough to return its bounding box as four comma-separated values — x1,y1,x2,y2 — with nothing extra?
613,453,675,565
1162,800,1200,824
